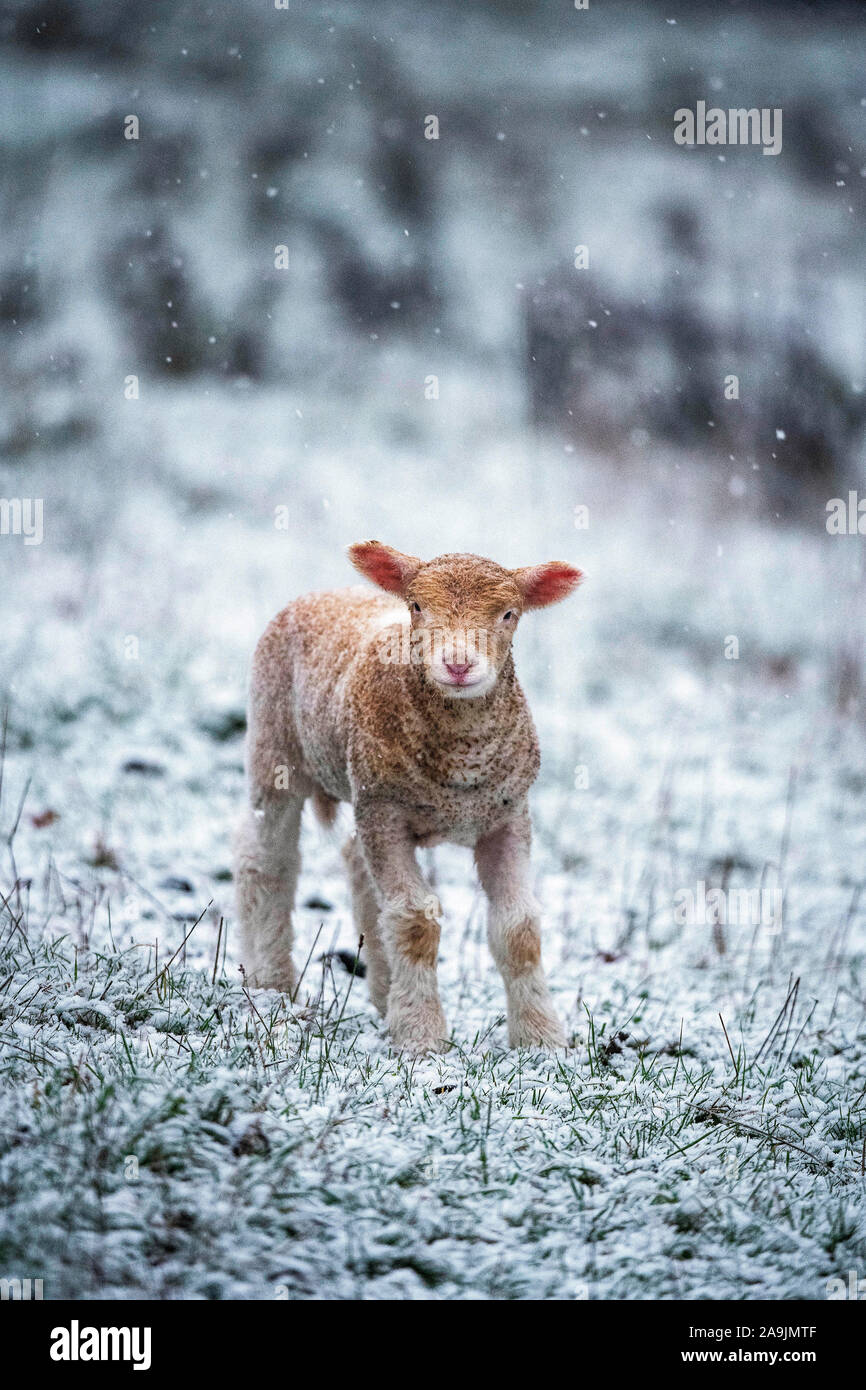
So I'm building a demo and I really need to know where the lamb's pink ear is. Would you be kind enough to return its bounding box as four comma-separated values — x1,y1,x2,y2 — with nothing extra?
513,561,583,609
348,541,423,596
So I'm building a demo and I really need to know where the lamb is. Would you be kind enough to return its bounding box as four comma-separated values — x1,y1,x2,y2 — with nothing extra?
234,541,583,1053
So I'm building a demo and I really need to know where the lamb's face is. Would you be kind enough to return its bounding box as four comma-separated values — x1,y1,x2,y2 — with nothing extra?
405,556,523,699
349,542,583,701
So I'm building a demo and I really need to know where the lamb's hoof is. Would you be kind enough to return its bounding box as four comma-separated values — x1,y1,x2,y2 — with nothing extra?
509,1010,567,1050
244,970,297,997
387,1005,450,1055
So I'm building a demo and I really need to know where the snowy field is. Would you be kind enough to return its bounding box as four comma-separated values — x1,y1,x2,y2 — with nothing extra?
2,388,866,1299
1,0,866,1301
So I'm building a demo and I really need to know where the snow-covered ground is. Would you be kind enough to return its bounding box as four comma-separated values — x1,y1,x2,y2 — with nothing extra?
1,0,865,1301
2,380,865,1299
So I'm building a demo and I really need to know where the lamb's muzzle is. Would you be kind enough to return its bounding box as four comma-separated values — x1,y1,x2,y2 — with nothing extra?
234,542,583,1053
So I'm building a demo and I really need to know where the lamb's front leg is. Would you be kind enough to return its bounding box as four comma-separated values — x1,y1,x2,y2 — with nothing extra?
475,810,566,1049
355,805,448,1054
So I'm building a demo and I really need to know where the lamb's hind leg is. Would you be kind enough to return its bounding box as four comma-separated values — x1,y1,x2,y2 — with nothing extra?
342,833,391,1015
234,794,304,993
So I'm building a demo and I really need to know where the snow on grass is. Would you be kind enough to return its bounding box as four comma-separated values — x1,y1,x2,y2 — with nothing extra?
0,913,863,1301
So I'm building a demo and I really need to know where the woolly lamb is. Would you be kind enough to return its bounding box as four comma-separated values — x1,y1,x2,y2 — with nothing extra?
235,541,582,1052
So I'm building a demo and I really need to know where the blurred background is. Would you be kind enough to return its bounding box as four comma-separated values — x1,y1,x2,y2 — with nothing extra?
2,0,866,510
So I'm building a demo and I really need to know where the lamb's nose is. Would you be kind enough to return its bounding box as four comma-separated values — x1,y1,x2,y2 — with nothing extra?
445,661,473,679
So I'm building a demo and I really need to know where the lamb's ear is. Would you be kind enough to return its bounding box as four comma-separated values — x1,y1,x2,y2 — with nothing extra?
513,561,583,609
348,541,423,596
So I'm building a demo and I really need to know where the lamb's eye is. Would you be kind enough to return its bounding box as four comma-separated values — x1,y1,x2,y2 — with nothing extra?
411,601,421,614
502,610,514,621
